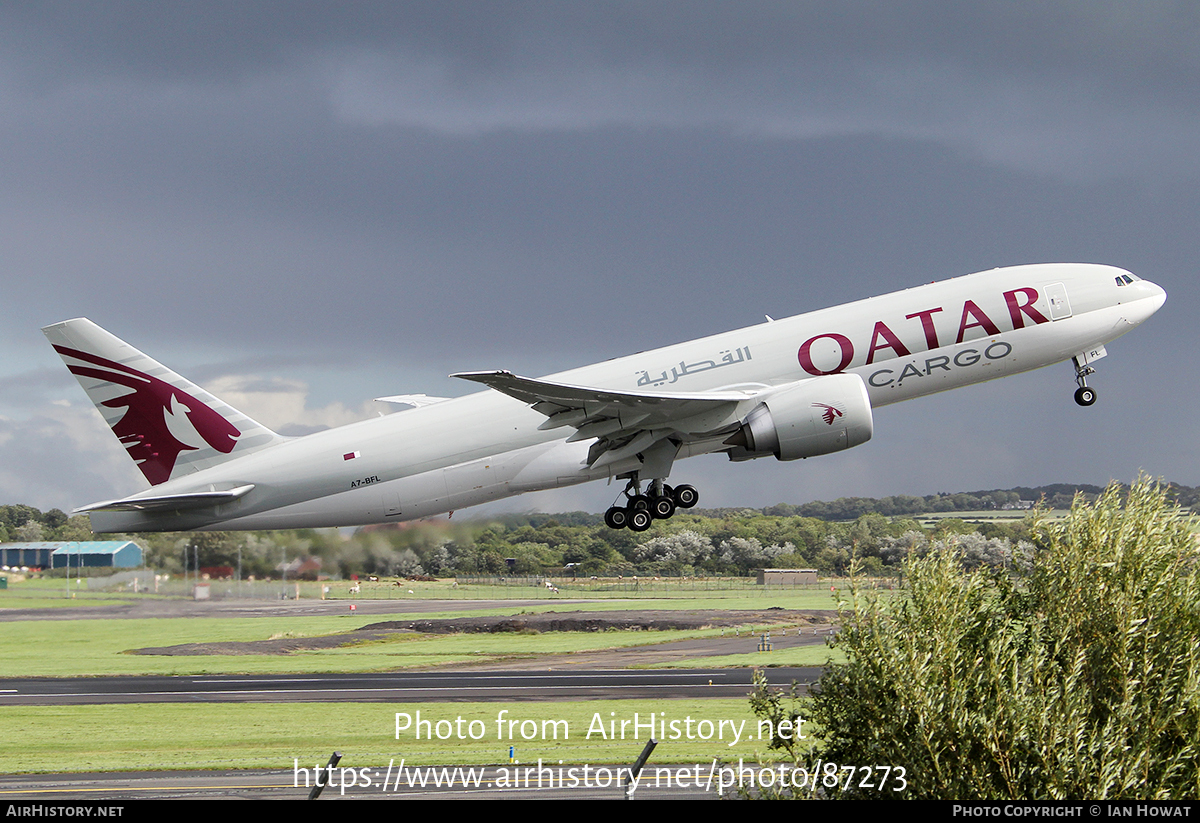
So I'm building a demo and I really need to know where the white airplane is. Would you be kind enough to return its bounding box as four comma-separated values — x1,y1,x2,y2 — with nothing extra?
44,263,1165,534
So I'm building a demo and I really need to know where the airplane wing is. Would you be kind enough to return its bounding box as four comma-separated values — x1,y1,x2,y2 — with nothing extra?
452,370,753,468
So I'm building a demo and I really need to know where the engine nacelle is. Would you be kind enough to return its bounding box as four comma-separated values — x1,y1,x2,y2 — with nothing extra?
727,373,874,461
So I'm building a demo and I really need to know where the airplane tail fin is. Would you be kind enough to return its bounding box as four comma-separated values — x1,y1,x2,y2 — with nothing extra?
43,318,286,486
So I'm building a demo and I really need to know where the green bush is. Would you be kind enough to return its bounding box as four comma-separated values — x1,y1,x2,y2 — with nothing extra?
754,477,1200,799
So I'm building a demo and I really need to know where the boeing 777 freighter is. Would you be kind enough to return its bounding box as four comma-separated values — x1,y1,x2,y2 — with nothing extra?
44,263,1165,533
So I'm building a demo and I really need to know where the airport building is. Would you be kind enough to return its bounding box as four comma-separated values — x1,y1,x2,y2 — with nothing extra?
0,541,142,570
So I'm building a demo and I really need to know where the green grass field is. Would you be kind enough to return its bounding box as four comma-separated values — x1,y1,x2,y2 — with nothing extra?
0,576,842,678
0,617,831,677
0,577,832,773
0,699,813,773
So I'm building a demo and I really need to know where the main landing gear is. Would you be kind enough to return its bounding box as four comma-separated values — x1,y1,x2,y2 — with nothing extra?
604,479,699,531
1073,356,1097,407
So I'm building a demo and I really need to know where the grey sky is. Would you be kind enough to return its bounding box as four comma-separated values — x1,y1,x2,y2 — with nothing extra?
2,2,1195,515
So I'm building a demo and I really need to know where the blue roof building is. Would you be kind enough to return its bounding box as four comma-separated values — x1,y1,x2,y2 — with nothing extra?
0,541,142,569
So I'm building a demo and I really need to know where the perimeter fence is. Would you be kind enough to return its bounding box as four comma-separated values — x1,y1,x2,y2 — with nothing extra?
66,571,897,600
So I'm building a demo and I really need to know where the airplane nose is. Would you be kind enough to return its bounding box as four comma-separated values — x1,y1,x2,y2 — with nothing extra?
1121,278,1166,327
1142,279,1167,312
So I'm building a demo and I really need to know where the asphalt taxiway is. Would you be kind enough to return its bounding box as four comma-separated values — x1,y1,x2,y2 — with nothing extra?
0,667,820,705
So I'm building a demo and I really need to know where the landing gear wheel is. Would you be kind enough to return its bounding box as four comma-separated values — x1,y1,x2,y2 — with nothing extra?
651,495,677,520
1072,356,1098,408
604,506,629,529
627,494,651,512
628,508,653,532
673,484,699,509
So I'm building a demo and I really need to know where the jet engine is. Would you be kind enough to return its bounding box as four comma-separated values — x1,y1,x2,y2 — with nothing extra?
726,373,873,461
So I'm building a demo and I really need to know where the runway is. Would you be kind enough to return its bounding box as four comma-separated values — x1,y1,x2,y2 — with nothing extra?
0,667,820,705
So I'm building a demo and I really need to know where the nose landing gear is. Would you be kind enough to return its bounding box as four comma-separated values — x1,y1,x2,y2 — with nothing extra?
1073,355,1097,407
604,478,699,530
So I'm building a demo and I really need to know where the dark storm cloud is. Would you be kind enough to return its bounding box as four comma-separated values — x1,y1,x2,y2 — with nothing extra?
7,2,1195,89
5,3,1198,164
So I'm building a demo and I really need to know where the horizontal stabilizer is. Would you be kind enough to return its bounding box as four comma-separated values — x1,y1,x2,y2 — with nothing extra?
374,394,451,408
76,484,256,513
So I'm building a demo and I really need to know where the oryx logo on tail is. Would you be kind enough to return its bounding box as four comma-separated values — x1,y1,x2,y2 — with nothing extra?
53,345,241,485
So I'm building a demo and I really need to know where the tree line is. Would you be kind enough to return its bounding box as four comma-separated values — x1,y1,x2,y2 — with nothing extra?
3,478,1195,578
